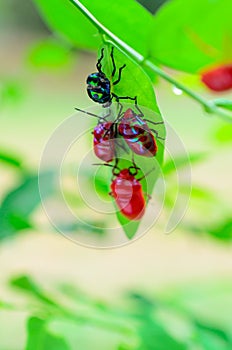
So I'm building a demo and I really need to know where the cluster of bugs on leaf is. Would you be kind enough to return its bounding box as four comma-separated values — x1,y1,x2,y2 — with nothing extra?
76,47,165,221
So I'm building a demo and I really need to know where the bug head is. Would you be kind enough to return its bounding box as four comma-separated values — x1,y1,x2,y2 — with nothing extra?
123,108,136,120
86,72,106,86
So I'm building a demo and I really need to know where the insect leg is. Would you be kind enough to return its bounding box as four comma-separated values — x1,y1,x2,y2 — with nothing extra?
134,97,145,118
128,154,140,176
96,48,105,74
114,137,130,154
102,121,115,139
144,118,164,126
112,64,126,85
112,158,120,176
112,102,124,124
150,128,165,141
137,167,156,181
110,47,117,78
111,94,137,105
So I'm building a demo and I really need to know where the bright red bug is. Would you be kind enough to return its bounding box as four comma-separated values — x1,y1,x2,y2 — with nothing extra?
110,168,146,220
118,108,161,157
201,64,232,92
93,122,116,163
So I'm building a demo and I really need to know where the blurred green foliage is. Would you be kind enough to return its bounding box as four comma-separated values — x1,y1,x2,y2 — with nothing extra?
151,0,232,73
27,38,73,69
33,0,101,50
0,150,23,169
33,0,232,75
26,317,70,350
0,79,26,108
1,0,232,348
1,275,231,350
0,172,56,240
213,124,232,144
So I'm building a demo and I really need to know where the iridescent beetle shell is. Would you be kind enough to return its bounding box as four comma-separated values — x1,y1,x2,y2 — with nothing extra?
118,108,158,157
110,169,145,220
86,73,111,104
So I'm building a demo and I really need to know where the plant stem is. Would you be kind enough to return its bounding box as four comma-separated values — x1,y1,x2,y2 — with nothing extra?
68,0,232,123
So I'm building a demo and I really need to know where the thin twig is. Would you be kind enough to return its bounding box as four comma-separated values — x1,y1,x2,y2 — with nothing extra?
68,0,232,123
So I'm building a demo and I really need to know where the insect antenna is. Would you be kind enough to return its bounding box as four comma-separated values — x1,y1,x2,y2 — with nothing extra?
75,107,111,123
149,128,165,141
92,158,120,177
137,166,156,181
144,119,164,126
110,47,117,78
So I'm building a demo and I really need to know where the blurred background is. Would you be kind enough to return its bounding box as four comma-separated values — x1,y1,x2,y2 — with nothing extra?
0,0,232,349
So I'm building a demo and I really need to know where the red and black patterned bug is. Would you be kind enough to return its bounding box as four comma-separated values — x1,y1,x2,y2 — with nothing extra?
201,64,232,92
93,122,116,163
75,107,117,162
118,108,164,157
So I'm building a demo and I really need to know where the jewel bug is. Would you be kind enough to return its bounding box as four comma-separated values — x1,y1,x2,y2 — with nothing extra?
86,47,137,107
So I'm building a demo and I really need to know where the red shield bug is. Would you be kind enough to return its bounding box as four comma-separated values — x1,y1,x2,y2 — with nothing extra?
201,64,232,92
93,122,116,163
103,160,155,221
118,108,164,157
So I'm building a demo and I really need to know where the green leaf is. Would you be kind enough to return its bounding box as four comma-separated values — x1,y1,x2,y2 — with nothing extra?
163,152,206,175
0,300,15,310
193,321,231,350
186,218,232,241
213,124,232,144
137,316,186,350
93,166,112,198
208,219,232,241
10,275,59,307
0,150,23,169
72,0,153,54
185,185,215,201
0,171,56,240
33,0,153,55
151,0,232,73
0,79,25,107
100,45,165,239
27,38,73,69
194,320,232,344
33,0,100,50
58,220,105,235
26,317,70,350
129,296,186,350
